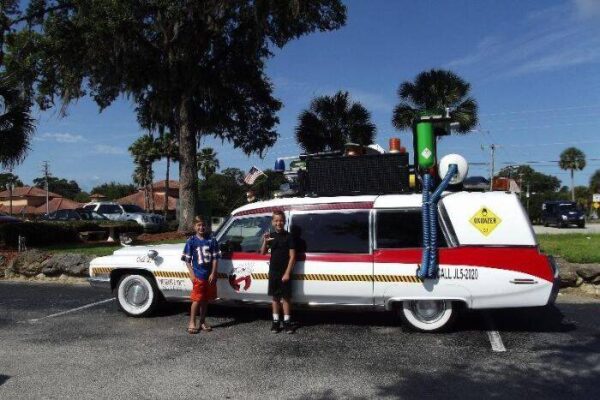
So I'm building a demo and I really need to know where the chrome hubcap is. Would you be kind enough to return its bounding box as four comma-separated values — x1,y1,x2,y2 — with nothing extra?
410,300,446,323
124,279,148,307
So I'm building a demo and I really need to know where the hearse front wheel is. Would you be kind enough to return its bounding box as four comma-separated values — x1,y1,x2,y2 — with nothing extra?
399,300,455,332
116,274,158,317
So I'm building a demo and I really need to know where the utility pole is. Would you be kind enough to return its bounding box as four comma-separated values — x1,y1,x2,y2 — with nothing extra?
488,144,497,191
518,172,524,200
42,161,50,214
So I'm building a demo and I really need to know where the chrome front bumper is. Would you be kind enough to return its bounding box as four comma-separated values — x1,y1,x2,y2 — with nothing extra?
88,277,111,291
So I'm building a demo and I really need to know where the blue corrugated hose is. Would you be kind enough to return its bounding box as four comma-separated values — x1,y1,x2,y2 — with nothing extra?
418,173,431,279
418,164,458,279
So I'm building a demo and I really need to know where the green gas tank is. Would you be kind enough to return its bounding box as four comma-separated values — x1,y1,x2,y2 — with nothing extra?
415,121,435,169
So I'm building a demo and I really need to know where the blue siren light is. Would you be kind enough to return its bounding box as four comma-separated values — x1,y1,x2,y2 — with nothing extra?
274,158,285,172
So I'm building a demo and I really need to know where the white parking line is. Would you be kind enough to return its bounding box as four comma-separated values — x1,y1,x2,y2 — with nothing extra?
23,298,115,323
483,313,507,352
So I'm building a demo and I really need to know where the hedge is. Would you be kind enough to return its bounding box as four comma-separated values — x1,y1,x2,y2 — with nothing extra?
0,221,144,248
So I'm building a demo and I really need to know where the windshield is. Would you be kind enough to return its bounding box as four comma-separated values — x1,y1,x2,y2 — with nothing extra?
122,204,144,213
559,204,578,212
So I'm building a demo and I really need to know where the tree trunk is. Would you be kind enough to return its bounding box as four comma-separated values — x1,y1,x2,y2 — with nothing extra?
177,96,198,233
149,165,155,213
571,169,575,201
164,156,170,217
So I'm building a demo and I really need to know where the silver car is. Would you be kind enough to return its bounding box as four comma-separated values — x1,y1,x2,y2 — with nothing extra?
83,202,165,231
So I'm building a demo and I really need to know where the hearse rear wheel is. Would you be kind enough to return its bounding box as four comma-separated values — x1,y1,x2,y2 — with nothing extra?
399,300,455,332
116,274,158,317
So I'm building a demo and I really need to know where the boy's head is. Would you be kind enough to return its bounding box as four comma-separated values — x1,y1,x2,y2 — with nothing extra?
193,216,208,236
271,210,285,233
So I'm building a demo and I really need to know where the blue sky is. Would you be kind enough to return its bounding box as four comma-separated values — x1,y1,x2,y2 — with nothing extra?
7,0,600,191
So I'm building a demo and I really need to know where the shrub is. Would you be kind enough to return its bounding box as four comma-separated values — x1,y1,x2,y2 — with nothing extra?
0,222,80,248
0,221,144,248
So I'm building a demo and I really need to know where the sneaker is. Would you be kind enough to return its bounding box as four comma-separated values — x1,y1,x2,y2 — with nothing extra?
270,320,281,333
283,321,294,334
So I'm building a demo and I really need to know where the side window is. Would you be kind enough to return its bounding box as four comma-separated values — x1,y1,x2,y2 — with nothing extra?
219,215,272,253
83,205,95,211
56,210,68,220
376,210,447,249
291,212,370,254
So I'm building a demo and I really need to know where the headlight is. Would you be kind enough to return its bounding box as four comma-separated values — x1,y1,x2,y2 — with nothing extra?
579,216,584,219
561,215,567,220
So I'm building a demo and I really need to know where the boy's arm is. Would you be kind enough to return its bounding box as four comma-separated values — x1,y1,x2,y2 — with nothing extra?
185,262,194,282
281,249,296,282
208,258,218,284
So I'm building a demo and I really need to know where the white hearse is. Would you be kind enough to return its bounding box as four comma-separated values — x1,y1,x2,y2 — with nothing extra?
89,189,559,332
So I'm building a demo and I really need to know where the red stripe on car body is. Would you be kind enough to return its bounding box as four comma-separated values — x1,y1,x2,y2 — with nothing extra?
222,246,553,283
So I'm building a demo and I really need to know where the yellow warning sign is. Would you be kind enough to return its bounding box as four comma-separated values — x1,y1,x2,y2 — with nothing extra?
470,207,502,236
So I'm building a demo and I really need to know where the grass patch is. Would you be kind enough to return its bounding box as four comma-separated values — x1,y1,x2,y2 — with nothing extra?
537,234,600,263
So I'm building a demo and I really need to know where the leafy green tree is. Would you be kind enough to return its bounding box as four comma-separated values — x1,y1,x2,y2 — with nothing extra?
574,186,591,211
5,0,346,231
197,147,220,181
198,173,246,217
221,167,245,185
559,147,586,201
295,91,376,153
0,172,23,190
589,169,600,194
33,176,82,199
73,191,90,203
392,69,478,134
129,135,160,211
252,169,287,201
0,75,35,168
497,165,561,193
91,182,136,200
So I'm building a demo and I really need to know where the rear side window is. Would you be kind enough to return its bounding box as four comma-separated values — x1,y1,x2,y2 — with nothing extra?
291,212,370,254
98,204,122,214
376,210,447,249
220,215,272,253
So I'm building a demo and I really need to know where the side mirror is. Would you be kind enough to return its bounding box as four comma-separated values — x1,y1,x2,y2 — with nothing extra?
147,249,159,259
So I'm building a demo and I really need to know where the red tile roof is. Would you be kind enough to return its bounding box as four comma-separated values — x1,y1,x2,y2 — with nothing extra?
117,191,178,211
34,198,84,214
0,186,62,199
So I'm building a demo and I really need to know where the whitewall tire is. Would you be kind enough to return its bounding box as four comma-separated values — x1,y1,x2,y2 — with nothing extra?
116,274,158,317
399,300,455,332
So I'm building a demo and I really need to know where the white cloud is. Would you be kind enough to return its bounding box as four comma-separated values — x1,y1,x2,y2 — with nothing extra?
574,0,600,19
94,145,126,155
446,2,600,78
37,132,85,143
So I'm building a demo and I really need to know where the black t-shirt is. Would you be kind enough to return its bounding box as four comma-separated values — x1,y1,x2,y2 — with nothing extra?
269,230,296,275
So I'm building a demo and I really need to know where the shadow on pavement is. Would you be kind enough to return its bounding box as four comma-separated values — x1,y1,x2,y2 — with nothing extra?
297,334,600,400
0,375,9,387
489,304,576,333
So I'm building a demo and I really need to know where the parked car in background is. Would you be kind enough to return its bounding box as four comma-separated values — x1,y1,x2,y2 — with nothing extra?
541,201,585,228
39,208,109,222
0,213,21,224
82,202,164,231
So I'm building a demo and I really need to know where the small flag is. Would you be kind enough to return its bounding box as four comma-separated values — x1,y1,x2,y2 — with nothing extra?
244,166,266,185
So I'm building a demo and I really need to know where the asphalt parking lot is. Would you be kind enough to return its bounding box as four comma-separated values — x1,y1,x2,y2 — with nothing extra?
0,282,599,400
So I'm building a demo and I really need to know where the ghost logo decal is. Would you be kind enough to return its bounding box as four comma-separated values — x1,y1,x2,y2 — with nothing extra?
228,263,253,292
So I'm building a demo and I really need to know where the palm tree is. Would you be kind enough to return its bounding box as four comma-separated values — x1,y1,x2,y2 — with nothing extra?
0,75,35,168
156,130,179,216
295,91,376,154
559,147,586,201
590,169,600,194
129,135,160,211
197,147,220,181
392,69,478,134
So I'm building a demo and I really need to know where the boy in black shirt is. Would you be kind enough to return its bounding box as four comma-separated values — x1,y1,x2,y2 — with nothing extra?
261,210,296,333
